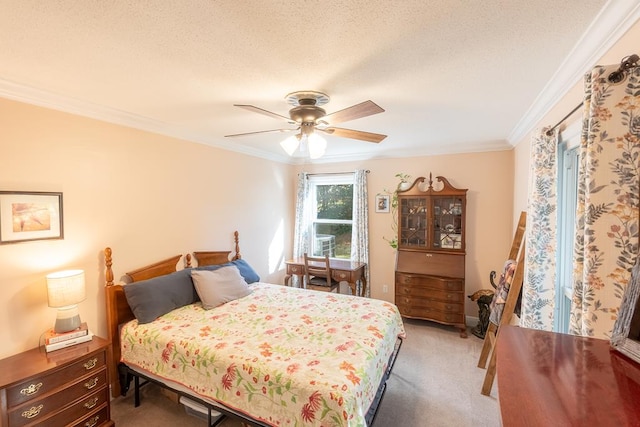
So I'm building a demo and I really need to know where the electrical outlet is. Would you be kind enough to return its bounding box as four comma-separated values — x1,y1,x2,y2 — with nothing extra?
382,285,388,293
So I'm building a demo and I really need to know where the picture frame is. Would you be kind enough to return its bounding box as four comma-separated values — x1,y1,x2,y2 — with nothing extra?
375,194,390,213
0,191,64,244
611,256,640,364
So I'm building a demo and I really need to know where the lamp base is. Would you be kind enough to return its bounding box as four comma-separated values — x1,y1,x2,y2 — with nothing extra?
54,305,81,333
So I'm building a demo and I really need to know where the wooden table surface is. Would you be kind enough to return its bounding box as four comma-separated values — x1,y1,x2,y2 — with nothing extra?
497,325,640,427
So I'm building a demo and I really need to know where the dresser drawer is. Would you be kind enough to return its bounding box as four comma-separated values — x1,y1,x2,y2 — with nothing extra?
396,251,465,278
395,285,464,303
395,273,463,291
7,352,106,408
397,305,465,324
71,403,109,427
35,389,108,427
395,296,464,313
8,369,108,426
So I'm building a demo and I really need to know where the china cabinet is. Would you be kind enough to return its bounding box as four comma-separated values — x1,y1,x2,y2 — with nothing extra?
395,174,468,337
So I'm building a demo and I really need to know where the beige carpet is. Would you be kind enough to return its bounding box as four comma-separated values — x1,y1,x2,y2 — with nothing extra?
111,319,500,426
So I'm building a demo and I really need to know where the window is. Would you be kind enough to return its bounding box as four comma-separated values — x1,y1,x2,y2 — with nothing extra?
308,174,354,259
555,127,580,333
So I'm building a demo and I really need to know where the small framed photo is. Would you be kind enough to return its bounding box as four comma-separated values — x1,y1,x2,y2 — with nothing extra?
376,194,390,213
0,191,64,244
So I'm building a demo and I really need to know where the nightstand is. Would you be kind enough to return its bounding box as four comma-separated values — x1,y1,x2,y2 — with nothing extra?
0,335,113,427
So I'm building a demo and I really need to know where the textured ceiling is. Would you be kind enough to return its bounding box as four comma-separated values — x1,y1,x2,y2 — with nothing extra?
0,0,635,163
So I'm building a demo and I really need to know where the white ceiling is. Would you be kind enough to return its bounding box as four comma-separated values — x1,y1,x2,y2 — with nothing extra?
1,1,638,164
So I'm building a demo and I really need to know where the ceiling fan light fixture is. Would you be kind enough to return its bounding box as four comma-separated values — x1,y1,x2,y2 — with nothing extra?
308,133,327,159
280,134,300,156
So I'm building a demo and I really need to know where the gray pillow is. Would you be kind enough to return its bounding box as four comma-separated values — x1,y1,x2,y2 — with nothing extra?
191,266,252,310
196,259,260,284
123,268,198,324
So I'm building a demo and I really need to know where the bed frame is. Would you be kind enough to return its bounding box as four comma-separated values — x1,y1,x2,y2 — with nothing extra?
104,231,402,426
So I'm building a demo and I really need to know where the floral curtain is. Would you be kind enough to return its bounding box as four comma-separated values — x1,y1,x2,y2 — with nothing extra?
292,172,311,287
570,64,640,338
351,169,370,297
522,128,559,330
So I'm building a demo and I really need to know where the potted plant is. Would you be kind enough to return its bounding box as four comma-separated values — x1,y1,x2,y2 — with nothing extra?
383,173,411,249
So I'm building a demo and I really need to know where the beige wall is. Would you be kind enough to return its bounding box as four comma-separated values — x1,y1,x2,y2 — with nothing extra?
1,96,515,359
512,19,640,215
295,150,515,306
0,98,295,358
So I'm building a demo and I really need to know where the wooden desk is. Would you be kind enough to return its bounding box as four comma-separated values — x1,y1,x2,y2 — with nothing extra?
284,258,367,297
497,325,640,426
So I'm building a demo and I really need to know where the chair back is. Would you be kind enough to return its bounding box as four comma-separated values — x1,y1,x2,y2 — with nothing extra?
303,253,332,287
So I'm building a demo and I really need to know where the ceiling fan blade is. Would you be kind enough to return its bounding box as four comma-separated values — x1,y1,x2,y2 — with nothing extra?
225,128,298,138
322,127,387,143
234,104,292,122
323,100,384,125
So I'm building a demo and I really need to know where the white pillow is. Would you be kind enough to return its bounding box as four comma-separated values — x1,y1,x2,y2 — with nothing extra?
191,266,252,309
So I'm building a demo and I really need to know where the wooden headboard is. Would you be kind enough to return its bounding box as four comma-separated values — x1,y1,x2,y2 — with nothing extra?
104,231,241,398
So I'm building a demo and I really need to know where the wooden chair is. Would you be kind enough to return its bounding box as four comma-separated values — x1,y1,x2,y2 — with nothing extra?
477,211,526,396
303,254,340,293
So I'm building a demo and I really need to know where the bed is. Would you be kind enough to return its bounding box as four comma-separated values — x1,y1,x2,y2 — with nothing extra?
105,232,405,426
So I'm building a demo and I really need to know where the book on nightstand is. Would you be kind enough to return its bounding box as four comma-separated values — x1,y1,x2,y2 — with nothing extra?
45,330,94,352
44,322,89,345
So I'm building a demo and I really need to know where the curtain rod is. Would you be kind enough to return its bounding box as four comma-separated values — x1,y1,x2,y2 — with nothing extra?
546,53,639,136
302,170,370,178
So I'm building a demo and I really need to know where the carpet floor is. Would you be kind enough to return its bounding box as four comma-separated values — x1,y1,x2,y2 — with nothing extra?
110,319,501,426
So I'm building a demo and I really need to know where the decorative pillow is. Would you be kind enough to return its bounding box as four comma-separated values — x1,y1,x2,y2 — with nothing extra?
123,269,198,324
196,259,260,284
191,266,252,309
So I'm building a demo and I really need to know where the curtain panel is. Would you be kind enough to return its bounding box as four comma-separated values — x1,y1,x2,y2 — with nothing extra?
570,64,640,338
351,169,370,297
522,128,559,330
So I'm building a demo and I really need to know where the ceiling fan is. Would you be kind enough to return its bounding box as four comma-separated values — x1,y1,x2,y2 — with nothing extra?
225,91,387,158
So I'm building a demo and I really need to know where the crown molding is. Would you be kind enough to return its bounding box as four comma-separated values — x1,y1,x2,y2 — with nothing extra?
508,0,640,145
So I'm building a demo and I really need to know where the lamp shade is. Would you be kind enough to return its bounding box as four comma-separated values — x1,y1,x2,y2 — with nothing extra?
46,269,86,308
280,134,300,156
308,133,327,159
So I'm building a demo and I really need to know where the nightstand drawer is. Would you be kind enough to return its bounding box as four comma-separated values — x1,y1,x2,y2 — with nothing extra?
8,369,107,426
7,351,105,407
33,389,108,427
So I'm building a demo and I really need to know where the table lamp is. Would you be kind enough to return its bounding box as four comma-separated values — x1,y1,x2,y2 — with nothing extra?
46,269,86,333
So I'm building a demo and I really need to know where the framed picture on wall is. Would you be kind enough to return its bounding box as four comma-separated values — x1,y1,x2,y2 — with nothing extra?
376,194,390,213
0,191,64,244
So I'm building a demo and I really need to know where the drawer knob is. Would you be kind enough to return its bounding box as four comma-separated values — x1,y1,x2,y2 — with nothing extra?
22,404,43,419
84,396,99,409
84,377,99,390
291,267,299,273
20,382,43,396
339,273,346,279
84,357,98,370
85,415,101,427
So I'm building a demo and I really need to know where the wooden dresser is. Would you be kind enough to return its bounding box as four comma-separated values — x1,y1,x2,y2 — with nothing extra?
0,336,113,427
394,174,467,337
497,325,640,426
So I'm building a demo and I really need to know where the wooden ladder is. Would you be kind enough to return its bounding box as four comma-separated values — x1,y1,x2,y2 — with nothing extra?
477,211,526,396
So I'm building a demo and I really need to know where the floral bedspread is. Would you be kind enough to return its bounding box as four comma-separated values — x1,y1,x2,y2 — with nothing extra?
120,283,406,426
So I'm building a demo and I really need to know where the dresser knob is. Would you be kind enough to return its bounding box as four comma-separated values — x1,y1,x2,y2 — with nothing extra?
84,357,98,370
21,404,43,419
85,415,101,427
84,396,99,409
339,273,346,279
84,377,99,389
20,382,43,396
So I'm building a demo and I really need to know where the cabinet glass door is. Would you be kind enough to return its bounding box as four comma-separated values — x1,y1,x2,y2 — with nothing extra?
400,197,427,248
432,197,463,250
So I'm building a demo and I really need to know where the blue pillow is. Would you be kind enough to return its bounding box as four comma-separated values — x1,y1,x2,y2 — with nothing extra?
123,268,198,324
196,259,260,284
